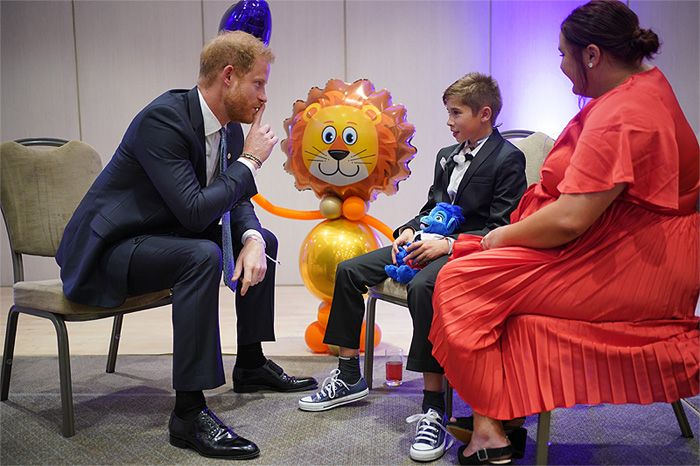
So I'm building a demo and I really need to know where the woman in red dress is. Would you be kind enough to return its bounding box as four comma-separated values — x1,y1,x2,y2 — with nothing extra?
429,1,700,464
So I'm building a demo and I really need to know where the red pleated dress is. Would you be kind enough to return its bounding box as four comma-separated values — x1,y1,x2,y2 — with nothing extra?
429,67,700,420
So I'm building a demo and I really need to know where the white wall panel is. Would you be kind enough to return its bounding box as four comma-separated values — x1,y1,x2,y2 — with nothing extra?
1,0,80,284
0,1,80,141
203,0,346,285
345,0,490,242
73,0,202,165
491,0,582,138
631,0,699,134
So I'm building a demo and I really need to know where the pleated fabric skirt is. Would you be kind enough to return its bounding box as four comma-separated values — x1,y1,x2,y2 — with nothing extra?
429,202,700,419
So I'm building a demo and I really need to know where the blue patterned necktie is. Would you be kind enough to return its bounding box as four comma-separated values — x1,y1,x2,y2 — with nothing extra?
219,127,237,292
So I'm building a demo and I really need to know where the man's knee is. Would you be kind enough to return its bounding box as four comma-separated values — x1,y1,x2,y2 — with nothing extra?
187,240,222,274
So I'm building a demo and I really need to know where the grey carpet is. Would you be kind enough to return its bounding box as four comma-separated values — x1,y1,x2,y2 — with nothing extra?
1,355,698,465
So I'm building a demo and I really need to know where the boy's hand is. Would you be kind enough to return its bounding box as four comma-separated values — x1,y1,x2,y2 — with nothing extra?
403,239,450,267
242,104,278,164
391,228,415,264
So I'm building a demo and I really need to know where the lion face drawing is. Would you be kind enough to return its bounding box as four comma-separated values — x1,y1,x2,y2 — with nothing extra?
282,79,416,202
301,104,381,187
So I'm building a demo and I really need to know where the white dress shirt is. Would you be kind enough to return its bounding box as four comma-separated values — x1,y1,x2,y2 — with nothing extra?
197,89,264,247
447,135,489,202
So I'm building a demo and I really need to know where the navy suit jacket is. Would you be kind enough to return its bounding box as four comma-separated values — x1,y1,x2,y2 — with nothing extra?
395,128,526,238
57,87,260,307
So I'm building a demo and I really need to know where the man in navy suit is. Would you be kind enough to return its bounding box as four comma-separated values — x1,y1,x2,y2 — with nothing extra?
56,31,315,460
298,73,527,462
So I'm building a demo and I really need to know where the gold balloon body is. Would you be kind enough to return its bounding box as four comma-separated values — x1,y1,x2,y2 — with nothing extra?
300,219,381,302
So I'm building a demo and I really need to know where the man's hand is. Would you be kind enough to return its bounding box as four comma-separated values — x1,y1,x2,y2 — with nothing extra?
391,228,415,264
231,237,267,296
242,103,278,164
403,239,450,267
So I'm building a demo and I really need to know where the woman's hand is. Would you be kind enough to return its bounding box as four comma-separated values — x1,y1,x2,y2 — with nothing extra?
481,226,510,250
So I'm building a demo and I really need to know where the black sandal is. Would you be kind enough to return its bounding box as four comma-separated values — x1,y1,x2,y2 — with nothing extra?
447,419,527,459
458,444,513,465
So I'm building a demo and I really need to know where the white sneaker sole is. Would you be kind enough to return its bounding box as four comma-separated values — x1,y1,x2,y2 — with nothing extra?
298,388,369,412
409,442,446,462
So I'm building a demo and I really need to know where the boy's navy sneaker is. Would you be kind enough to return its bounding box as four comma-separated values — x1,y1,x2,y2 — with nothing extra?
406,408,452,462
298,369,369,412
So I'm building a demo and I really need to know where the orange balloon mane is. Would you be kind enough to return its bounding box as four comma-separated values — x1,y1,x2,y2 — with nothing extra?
282,79,416,202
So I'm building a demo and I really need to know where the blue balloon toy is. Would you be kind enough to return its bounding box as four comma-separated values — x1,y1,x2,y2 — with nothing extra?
385,203,465,284
219,0,272,45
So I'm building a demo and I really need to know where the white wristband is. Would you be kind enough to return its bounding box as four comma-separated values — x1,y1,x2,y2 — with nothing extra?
241,229,265,248
445,237,455,255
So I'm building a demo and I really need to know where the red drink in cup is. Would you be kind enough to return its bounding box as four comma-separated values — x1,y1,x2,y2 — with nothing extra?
385,361,403,386
385,348,404,387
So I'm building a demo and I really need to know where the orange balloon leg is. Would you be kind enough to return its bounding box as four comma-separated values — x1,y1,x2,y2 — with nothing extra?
317,301,331,327
306,302,382,354
304,320,328,354
359,321,382,353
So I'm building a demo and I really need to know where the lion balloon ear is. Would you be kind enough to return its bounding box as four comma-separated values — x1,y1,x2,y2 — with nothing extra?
361,104,382,125
303,103,322,122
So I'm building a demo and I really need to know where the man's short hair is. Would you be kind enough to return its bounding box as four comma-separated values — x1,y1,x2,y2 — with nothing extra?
442,73,503,125
198,31,275,87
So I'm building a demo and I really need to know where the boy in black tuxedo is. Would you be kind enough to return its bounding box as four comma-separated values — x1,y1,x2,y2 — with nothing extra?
298,73,527,462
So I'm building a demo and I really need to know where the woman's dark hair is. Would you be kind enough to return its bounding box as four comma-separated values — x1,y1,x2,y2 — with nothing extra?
561,0,660,93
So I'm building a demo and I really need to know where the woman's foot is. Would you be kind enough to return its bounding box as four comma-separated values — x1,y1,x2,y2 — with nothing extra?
458,413,512,464
457,443,512,465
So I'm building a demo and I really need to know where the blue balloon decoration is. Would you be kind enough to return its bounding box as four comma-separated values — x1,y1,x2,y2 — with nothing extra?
219,0,272,46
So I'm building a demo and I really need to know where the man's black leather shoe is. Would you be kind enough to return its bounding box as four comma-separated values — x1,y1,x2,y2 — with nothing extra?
168,408,260,460
233,359,317,393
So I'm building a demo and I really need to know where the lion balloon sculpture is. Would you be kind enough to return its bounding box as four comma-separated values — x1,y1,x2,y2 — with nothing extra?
281,79,416,353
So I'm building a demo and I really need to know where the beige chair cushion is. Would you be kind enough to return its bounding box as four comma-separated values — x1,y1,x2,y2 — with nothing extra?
372,278,408,302
14,279,171,316
512,132,555,185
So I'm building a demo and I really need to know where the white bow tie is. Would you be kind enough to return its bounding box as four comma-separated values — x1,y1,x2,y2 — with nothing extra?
453,152,473,165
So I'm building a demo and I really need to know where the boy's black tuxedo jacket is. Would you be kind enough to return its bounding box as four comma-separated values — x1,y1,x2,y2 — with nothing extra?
395,128,527,239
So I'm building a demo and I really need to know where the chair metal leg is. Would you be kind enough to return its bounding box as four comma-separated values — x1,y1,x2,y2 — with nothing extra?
364,296,377,390
1,307,20,401
444,379,453,418
47,313,75,438
535,411,551,465
672,400,694,438
106,314,124,373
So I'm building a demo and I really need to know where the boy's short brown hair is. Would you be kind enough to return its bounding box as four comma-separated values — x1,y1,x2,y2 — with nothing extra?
198,31,275,87
442,73,503,125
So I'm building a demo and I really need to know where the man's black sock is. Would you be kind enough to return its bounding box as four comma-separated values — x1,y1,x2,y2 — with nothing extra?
337,355,361,384
174,390,206,421
235,342,267,369
422,389,445,417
